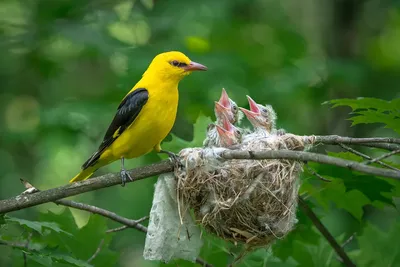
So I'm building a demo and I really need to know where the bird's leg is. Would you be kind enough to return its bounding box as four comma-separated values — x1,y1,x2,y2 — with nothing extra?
120,157,133,187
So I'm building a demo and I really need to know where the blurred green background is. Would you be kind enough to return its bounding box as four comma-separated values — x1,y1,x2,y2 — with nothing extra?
1,0,399,266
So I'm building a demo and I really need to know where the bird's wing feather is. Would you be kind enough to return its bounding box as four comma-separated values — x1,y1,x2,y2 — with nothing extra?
82,88,149,169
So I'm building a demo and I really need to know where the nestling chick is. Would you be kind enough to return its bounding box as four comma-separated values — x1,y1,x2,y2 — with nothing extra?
203,88,242,147
215,88,242,125
240,96,283,142
214,114,242,147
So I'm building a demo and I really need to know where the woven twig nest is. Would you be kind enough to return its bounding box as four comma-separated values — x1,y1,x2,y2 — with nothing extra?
175,134,305,248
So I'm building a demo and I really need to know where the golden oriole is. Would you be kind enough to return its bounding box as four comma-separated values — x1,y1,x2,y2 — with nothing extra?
70,51,207,185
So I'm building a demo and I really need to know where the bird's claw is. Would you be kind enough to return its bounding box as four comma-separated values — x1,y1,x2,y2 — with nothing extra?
120,169,134,187
160,150,183,168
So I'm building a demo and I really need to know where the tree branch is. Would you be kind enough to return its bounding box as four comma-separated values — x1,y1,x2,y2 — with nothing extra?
298,197,355,267
2,145,400,214
0,160,174,214
364,149,400,165
310,135,400,150
339,144,400,172
220,149,400,179
305,165,331,182
311,135,400,145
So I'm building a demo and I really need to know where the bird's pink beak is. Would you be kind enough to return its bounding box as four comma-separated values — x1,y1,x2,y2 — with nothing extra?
218,88,231,108
247,95,260,114
215,101,230,114
184,61,208,71
215,116,236,147
239,96,260,121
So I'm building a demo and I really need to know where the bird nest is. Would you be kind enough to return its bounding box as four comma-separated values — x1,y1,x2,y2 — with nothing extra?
174,134,305,248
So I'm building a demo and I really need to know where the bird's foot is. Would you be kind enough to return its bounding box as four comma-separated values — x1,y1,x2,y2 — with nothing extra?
120,168,134,187
160,150,182,168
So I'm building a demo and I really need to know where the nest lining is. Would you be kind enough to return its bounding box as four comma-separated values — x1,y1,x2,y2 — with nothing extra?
175,134,305,247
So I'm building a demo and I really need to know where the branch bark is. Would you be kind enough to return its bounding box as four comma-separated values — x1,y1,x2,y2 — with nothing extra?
0,160,174,214
220,149,400,179
2,144,400,214
339,144,400,172
311,135,400,150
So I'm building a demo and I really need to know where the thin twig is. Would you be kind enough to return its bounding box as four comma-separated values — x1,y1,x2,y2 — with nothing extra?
106,225,128,233
339,144,400,172
23,233,32,267
298,197,355,267
305,165,331,182
341,234,355,249
336,234,355,263
0,240,27,249
106,216,149,233
87,238,104,263
364,149,400,165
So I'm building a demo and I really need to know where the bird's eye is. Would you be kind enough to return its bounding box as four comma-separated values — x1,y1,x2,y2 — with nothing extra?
232,105,237,111
262,108,268,113
171,60,179,66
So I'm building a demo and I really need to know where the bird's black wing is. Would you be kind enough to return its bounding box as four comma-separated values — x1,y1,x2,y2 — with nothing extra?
82,88,149,169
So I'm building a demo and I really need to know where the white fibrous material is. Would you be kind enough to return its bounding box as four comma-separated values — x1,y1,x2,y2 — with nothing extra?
175,133,306,248
143,173,203,263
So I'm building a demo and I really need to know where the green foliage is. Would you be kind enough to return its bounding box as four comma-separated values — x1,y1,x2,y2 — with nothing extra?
326,97,400,134
0,209,118,267
354,221,400,266
6,216,72,236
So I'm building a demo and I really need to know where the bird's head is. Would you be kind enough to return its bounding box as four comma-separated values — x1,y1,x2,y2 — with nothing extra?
239,95,277,132
215,114,241,147
214,88,240,124
144,51,207,81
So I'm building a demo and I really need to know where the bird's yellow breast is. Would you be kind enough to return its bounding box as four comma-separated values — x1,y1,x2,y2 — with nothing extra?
104,83,179,160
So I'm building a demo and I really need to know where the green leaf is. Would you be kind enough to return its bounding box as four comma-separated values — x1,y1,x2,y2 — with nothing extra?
163,113,213,152
240,248,298,267
6,217,72,236
325,97,399,112
304,180,369,220
39,209,118,266
27,253,53,267
314,152,395,206
324,97,400,134
354,222,400,266
53,254,93,267
0,214,5,226
349,110,400,134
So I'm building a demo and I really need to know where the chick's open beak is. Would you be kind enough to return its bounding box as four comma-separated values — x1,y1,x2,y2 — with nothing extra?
215,101,229,114
184,61,208,71
246,95,260,114
218,88,231,108
239,107,258,121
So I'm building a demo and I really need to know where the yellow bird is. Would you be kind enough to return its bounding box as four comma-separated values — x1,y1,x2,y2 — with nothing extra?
70,51,207,185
